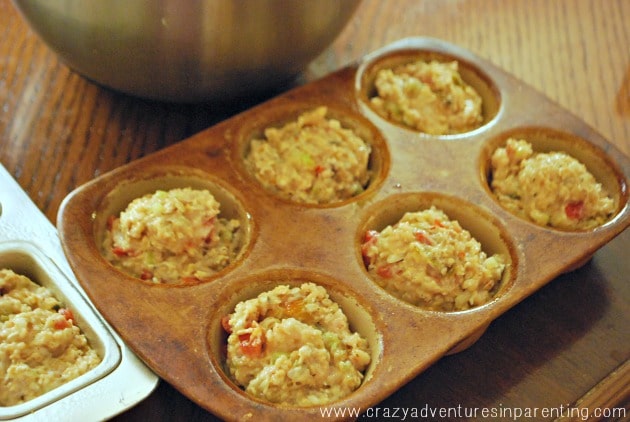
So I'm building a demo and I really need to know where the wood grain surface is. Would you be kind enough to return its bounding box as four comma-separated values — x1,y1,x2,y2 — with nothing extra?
1,0,628,420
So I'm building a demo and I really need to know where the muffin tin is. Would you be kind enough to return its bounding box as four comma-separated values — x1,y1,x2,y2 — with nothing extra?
57,38,630,421
0,164,158,421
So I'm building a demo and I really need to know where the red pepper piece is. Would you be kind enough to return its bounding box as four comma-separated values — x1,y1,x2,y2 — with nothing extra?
54,308,75,330
238,332,263,357
361,230,380,267
112,246,128,257
377,264,395,278
565,201,584,220
140,269,153,280
221,315,232,333
414,230,433,245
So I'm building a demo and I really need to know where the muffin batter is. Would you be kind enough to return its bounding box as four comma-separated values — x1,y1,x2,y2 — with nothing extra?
245,107,372,204
0,269,101,406
223,282,371,406
370,59,483,134
361,207,506,311
490,138,615,230
102,187,242,284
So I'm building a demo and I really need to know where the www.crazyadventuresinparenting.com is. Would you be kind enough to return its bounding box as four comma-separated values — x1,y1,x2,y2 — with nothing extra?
318,403,628,420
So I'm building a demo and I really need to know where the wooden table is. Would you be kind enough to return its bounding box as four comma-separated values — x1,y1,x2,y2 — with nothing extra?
1,0,628,420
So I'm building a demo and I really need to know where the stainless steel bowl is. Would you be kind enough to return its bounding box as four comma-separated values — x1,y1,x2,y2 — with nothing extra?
12,0,361,102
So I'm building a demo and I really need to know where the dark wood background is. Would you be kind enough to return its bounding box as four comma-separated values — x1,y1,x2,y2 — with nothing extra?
1,1,628,420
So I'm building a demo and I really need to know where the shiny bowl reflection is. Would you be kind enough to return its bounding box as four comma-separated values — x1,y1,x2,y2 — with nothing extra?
12,0,361,102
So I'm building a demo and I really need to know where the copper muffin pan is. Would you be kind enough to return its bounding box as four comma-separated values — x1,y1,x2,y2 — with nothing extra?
57,38,630,421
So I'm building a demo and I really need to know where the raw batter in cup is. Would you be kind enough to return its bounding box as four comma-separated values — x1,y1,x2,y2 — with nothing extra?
0,269,101,406
222,282,371,406
490,138,615,230
102,187,242,284
245,107,372,204
370,59,483,134
361,207,506,311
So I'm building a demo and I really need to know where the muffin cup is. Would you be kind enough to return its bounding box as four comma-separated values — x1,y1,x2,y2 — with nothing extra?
480,126,627,231
206,270,383,408
356,192,517,312
231,101,390,207
93,167,253,285
356,38,502,137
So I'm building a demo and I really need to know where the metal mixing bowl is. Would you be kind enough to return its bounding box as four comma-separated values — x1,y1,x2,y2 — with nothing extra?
12,0,361,102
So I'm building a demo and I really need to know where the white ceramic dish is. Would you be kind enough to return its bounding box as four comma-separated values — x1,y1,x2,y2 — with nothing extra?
0,164,158,421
